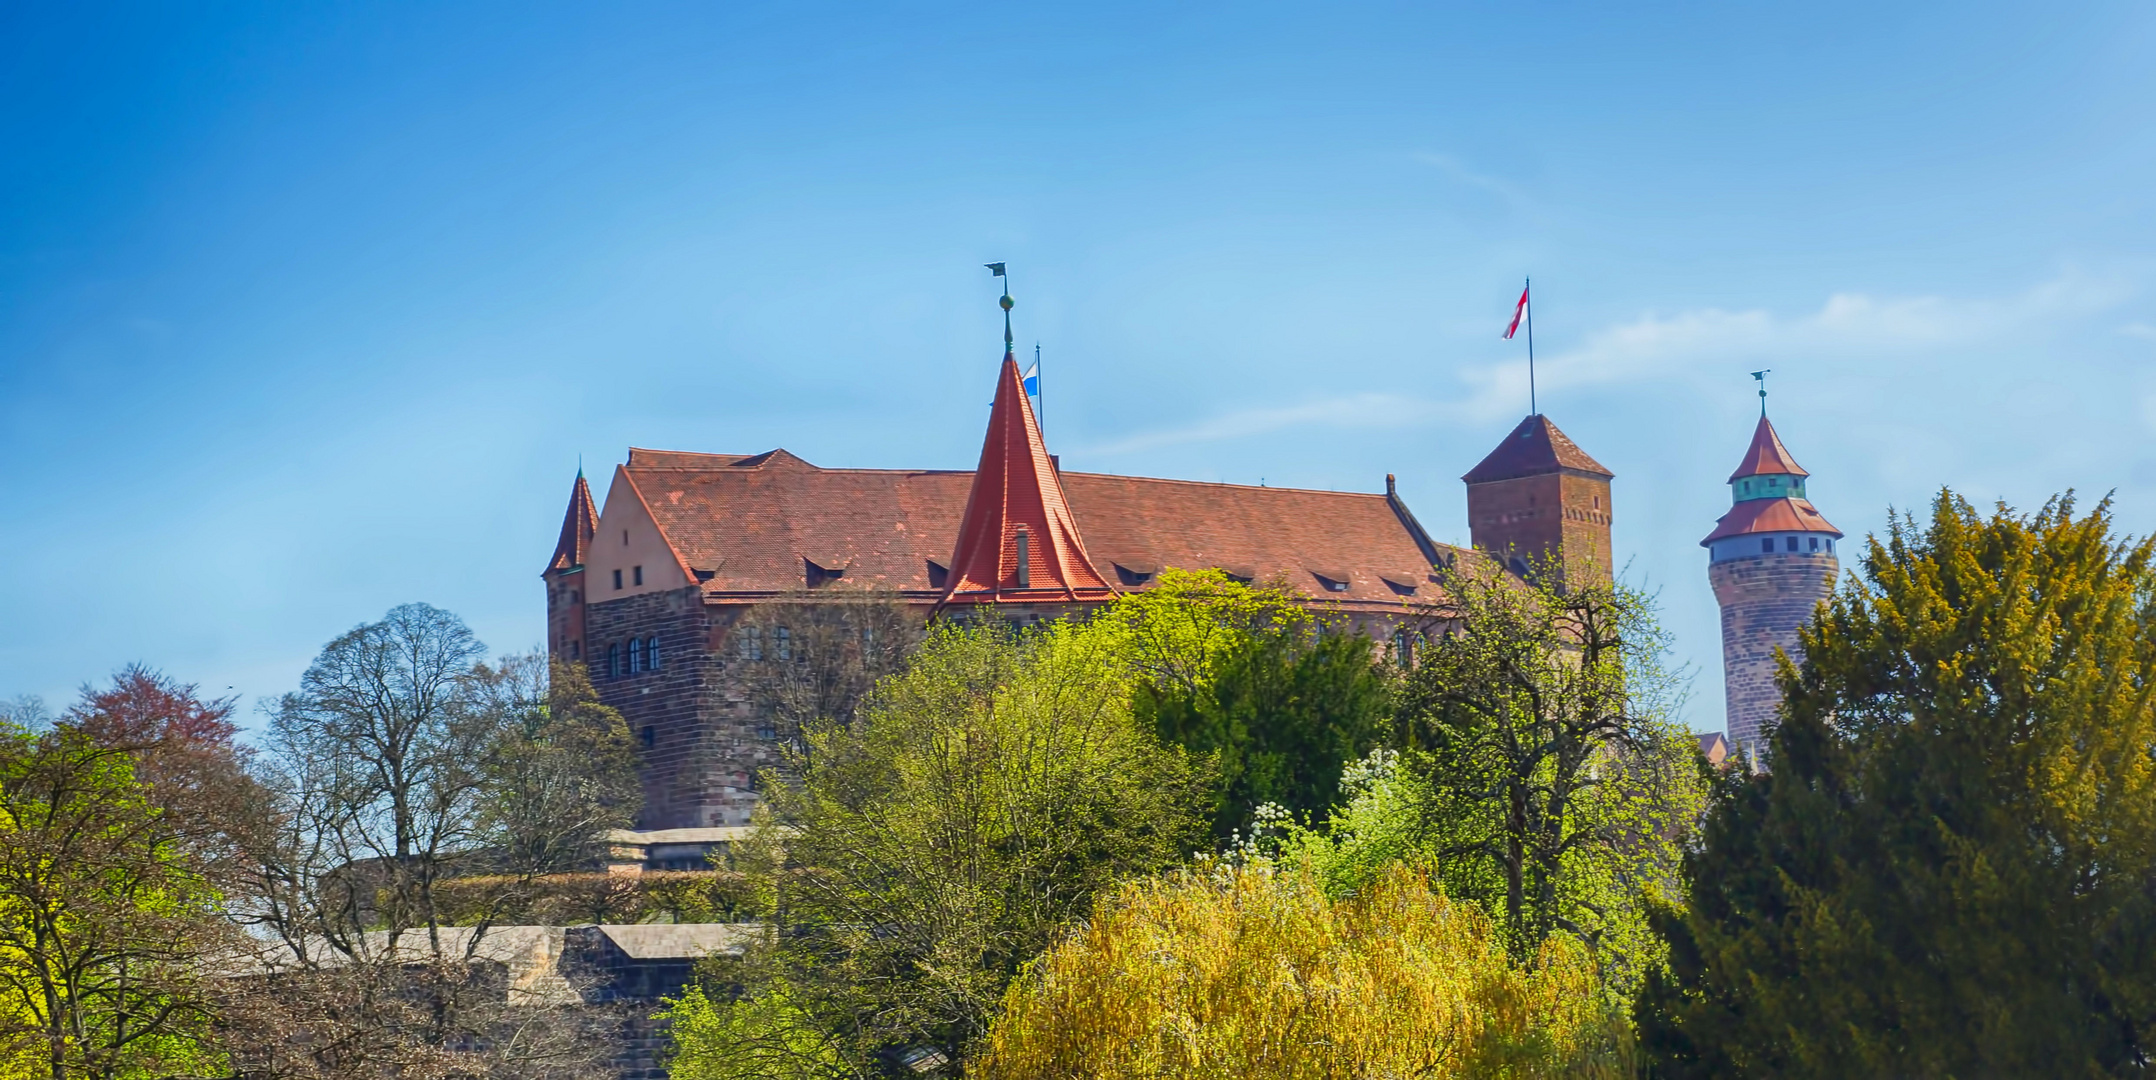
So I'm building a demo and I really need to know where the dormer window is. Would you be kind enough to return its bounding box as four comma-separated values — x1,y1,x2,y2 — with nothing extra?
1314,572,1350,593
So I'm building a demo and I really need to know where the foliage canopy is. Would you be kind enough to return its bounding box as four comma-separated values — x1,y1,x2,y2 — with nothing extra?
1641,492,2156,1076
976,861,1631,1080
666,618,1209,1078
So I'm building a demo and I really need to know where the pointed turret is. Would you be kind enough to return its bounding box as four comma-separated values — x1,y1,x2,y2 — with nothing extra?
543,469,599,666
546,468,599,575
1701,415,1841,547
1725,414,1808,483
940,354,1116,606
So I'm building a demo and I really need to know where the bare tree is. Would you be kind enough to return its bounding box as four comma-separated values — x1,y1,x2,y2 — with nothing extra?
223,604,640,1079
731,590,922,749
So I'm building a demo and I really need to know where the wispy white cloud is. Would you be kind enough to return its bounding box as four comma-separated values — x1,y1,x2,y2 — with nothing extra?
1078,274,2137,455
1077,393,1433,456
1449,271,2136,421
1412,152,1535,210
2123,322,2156,341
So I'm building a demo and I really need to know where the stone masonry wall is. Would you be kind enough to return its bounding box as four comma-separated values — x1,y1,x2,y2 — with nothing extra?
583,588,771,829
586,592,1430,831
1466,469,1613,586
1710,551,1838,761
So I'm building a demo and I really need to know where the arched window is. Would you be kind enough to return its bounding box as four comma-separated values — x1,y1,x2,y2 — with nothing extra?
739,625,763,661
634,637,648,673
647,635,661,670
606,643,619,679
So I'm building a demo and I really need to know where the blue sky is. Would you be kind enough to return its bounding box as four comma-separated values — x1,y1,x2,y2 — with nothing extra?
4,2,2154,731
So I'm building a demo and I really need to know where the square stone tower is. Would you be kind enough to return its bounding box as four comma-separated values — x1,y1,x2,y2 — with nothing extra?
1462,414,1614,587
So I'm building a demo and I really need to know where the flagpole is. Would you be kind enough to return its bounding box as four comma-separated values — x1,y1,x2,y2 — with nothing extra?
1525,276,1536,417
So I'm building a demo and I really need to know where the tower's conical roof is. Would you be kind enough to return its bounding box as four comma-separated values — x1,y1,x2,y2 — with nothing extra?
544,470,599,575
1462,414,1613,484
1727,414,1808,482
940,354,1116,605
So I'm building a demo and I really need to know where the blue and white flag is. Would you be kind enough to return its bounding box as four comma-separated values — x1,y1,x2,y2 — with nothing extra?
1021,361,1040,397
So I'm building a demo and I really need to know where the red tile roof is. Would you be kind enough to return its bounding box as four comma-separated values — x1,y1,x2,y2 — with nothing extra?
608,454,1457,611
544,471,599,575
941,355,1117,605
1462,415,1613,484
1700,497,1843,545
1727,414,1808,482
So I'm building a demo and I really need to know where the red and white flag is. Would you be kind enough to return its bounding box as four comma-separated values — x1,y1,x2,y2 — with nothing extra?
1503,283,1530,339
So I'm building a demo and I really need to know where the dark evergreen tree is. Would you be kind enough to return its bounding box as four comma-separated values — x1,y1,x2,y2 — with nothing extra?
1641,492,2156,1077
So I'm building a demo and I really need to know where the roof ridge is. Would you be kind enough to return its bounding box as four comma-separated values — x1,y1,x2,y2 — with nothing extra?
1061,471,1389,498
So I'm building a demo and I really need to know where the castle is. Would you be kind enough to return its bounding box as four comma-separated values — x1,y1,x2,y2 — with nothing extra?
543,329,1825,826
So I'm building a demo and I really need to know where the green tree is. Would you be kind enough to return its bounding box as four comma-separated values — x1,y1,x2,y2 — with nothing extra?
1387,561,1707,998
1147,628,1393,837
666,620,1209,1078
1641,493,2156,1077
1096,568,1392,837
0,722,227,1080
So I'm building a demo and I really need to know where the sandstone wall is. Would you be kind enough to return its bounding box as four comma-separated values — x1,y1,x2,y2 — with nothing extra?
1710,551,1837,761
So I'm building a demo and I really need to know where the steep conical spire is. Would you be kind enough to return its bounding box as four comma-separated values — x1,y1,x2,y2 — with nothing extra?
1726,414,1808,482
940,354,1115,605
545,469,599,575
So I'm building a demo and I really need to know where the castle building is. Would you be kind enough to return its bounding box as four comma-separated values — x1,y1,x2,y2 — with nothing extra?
545,346,1616,828
1701,411,1842,761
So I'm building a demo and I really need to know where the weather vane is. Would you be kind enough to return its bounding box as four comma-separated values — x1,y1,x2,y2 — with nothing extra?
1751,369,1771,415
985,262,1012,356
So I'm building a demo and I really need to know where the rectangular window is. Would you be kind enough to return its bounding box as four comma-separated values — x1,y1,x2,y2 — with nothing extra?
640,725,655,749
776,627,792,661
1786,537,1799,552
1809,536,1819,551
1015,531,1031,588
633,565,644,586
648,636,661,670
1761,538,1773,553
739,626,763,661
613,569,623,590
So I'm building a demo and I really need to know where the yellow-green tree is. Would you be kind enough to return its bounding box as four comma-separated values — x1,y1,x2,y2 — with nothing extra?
1370,562,1707,999
0,722,225,1080
976,861,1631,1080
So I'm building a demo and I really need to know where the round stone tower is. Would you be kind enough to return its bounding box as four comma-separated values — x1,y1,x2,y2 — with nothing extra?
1701,412,1842,763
